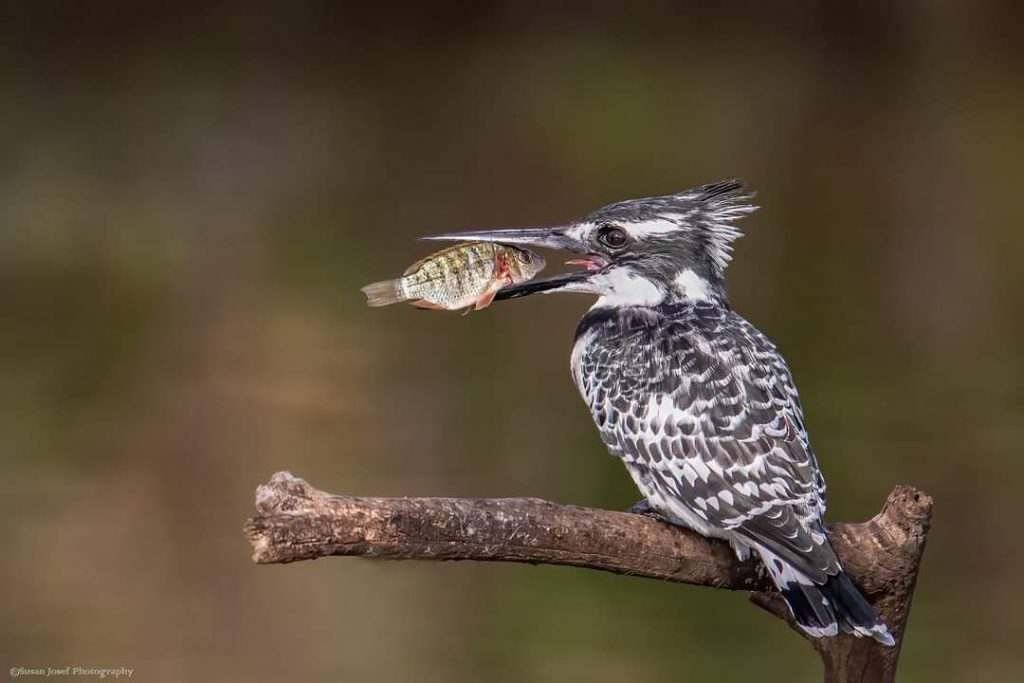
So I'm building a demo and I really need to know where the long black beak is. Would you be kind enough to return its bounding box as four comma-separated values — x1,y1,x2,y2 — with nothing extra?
420,226,593,299
420,226,587,254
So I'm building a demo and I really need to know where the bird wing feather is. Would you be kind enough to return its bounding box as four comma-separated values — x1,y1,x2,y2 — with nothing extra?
575,305,836,581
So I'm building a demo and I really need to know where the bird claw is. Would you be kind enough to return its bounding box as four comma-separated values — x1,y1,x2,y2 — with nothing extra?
628,499,655,515
627,499,677,525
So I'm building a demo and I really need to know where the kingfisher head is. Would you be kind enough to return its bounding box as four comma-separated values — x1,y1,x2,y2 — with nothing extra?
423,180,757,309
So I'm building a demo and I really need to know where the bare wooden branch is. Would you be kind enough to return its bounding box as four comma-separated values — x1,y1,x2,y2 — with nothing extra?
245,472,932,683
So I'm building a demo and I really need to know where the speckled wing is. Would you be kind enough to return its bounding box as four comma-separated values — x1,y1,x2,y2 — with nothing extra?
573,304,835,582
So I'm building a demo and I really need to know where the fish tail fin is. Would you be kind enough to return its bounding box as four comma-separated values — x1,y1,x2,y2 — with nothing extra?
361,279,407,307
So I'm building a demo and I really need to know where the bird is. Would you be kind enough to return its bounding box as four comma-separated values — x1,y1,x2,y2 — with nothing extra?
423,180,894,645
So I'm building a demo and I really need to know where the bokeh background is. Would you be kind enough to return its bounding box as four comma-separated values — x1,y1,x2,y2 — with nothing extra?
3,2,1022,681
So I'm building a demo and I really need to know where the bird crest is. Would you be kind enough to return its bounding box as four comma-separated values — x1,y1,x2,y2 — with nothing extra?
683,180,759,274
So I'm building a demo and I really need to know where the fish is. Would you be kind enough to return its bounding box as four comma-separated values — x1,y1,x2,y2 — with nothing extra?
361,242,546,313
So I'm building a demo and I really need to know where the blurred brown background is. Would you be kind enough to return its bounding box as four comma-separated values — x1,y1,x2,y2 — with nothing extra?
2,2,1022,681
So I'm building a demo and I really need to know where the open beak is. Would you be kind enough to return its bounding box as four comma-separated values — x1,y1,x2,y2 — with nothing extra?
421,225,601,300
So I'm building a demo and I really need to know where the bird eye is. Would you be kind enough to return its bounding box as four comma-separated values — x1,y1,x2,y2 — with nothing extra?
597,225,628,249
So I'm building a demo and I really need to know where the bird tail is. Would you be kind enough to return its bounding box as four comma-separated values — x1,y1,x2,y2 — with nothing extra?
757,547,895,646
361,278,407,307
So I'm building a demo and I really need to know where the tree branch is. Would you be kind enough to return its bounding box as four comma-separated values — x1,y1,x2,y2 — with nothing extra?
244,472,932,683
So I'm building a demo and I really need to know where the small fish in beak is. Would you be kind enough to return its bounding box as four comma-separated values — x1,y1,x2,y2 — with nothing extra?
361,242,546,313
421,225,603,299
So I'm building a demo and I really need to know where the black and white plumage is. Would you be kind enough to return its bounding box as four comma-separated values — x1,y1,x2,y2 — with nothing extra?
424,180,894,645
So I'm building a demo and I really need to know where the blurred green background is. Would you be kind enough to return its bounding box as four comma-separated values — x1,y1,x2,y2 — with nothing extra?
2,2,1022,681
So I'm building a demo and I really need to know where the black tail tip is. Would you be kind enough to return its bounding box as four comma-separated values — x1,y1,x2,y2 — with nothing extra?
824,572,896,646
783,574,896,646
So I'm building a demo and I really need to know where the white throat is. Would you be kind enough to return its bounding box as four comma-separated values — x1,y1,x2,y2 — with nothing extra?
590,267,665,309
553,266,716,309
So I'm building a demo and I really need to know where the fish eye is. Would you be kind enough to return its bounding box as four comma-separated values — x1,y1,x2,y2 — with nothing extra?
597,225,628,249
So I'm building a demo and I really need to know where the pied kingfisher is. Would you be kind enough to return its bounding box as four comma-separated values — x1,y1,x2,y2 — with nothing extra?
424,180,894,645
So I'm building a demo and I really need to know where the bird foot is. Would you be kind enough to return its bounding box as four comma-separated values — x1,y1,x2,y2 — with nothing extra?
628,499,655,514
627,499,676,525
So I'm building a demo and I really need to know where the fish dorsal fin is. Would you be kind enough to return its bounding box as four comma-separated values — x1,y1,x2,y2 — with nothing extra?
402,242,479,276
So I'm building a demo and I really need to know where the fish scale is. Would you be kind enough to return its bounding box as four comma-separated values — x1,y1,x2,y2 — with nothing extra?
362,242,545,312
